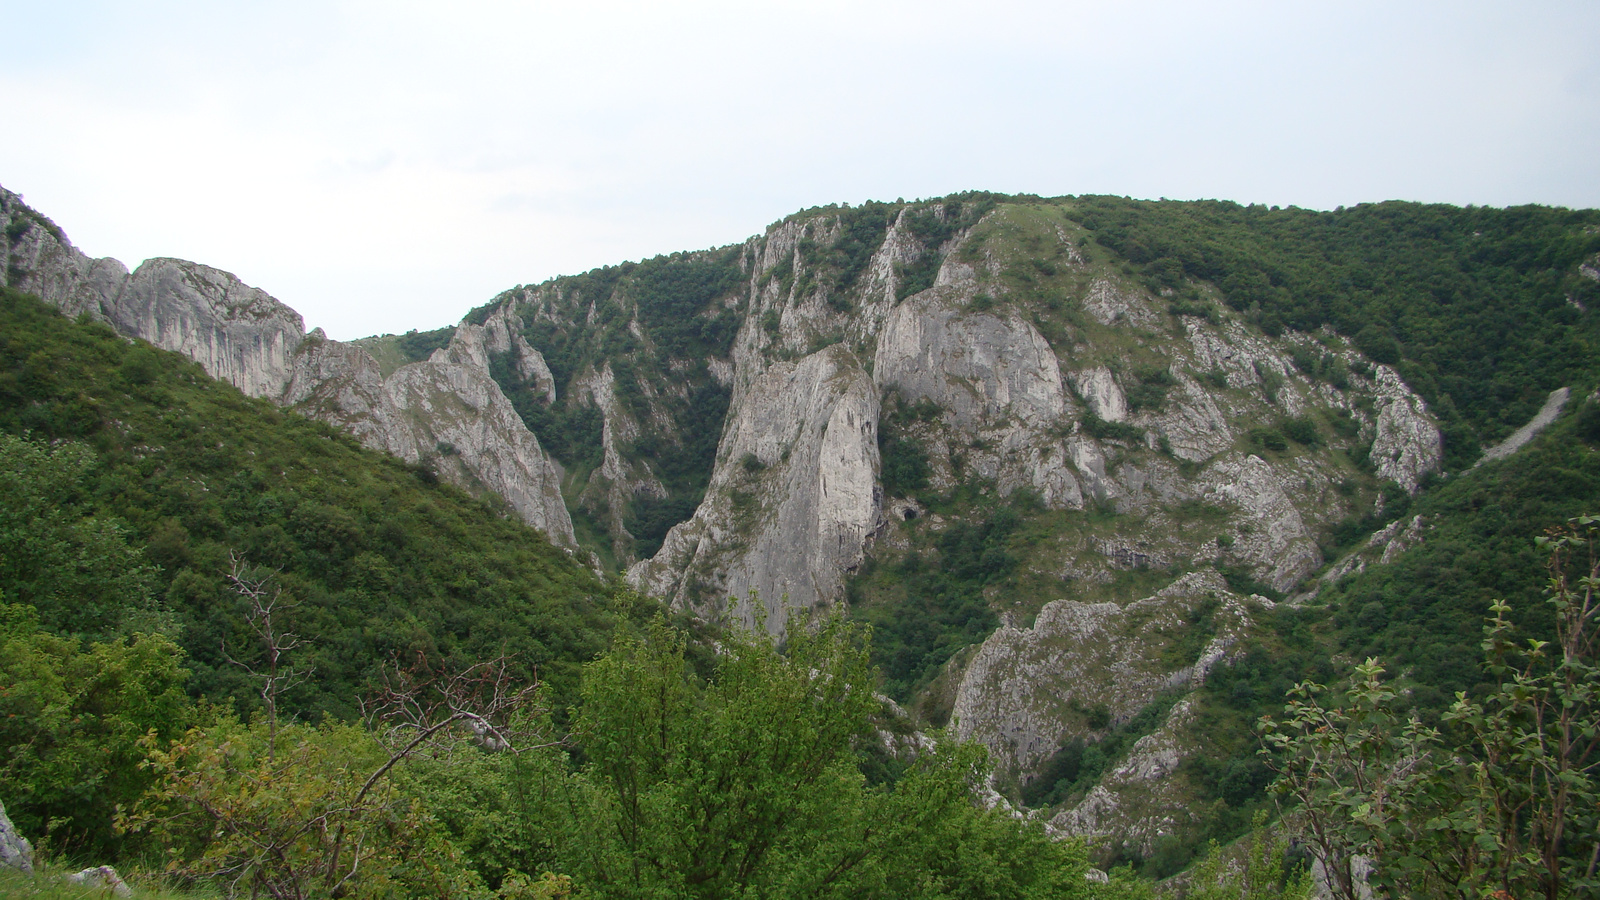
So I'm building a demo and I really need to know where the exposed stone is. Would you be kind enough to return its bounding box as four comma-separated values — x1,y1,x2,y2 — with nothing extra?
2,182,575,544
68,866,132,897
108,258,306,399
950,570,1254,778
875,289,1067,433
1149,372,1235,462
1070,367,1128,423
1368,366,1442,492
629,345,879,634
1478,387,1569,465
0,798,33,873
1312,514,1430,592
1201,455,1322,592
286,327,577,544
1050,699,1199,854
1081,278,1158,327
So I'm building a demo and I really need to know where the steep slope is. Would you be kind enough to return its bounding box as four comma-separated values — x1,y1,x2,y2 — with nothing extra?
438,203,1422,646
0,287,628,716
0,186,574,545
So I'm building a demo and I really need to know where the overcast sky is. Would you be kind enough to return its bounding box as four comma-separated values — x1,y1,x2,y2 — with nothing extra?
3,1,1597,339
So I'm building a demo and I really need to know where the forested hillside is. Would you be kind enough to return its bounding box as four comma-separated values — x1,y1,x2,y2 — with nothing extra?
0,287,641,718
2,186,1598,898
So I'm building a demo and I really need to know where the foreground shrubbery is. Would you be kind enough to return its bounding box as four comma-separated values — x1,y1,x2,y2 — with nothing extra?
1262,516,1600,899
99,616,1154,899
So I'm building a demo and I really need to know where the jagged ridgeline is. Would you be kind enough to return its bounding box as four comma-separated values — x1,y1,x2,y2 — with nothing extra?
446,198,1000,572
440,193,1599,871
0,287,640,719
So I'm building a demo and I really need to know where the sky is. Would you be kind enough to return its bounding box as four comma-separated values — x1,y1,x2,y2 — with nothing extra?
2,1,1598,340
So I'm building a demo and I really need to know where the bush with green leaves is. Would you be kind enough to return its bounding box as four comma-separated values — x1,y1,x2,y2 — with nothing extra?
126,714,485,900
1260,516,1600,899
0,603,195,863
552,614,1127,899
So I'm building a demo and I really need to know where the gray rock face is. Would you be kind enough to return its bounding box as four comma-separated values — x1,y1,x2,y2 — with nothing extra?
1049,699,1199,854
1069,367,1128,423
1314,514,1430,590
108,258,307,399
286,326,575,545
1369,366,1443,492
875,292,1068,432
950,570,1255,778
1082,278,1158,327
3,189,306,400
629,345,879,632
2,183,574,545
68,866,133,897
0,798,33,873
1202,454,1322,592
874,287,1083,510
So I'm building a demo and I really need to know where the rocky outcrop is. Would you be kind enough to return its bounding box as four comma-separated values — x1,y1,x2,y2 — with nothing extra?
2,183,574,545
107,258,307,399
1201,455,1323,592
4,189,306,400
1049,699,1200,854
1314,514,1430,590
1368,366,1443,492
0,798,32,873
68,866,132,897
950,570,1257,777
629,345,878,632
1070,367,1128,423
1082,278,1159,328
875,292,1068,433
286,327,575,544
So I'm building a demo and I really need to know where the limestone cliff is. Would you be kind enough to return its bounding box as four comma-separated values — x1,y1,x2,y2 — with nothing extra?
446,198,1447,636
629,344,880,633
4,179,1452,640
0,185,575,546
285,326,573,542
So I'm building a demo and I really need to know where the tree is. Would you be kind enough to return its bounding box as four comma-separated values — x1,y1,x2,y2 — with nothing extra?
556,614,1109,899
1184,813,1313,900
0,432,159,637
1440,517,1600,899
1260,515,1600,899
125,563,552,900
560,616,880,898
0,602,194,861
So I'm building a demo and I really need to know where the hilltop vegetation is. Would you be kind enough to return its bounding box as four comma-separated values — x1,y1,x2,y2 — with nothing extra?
1069,196,1600,466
